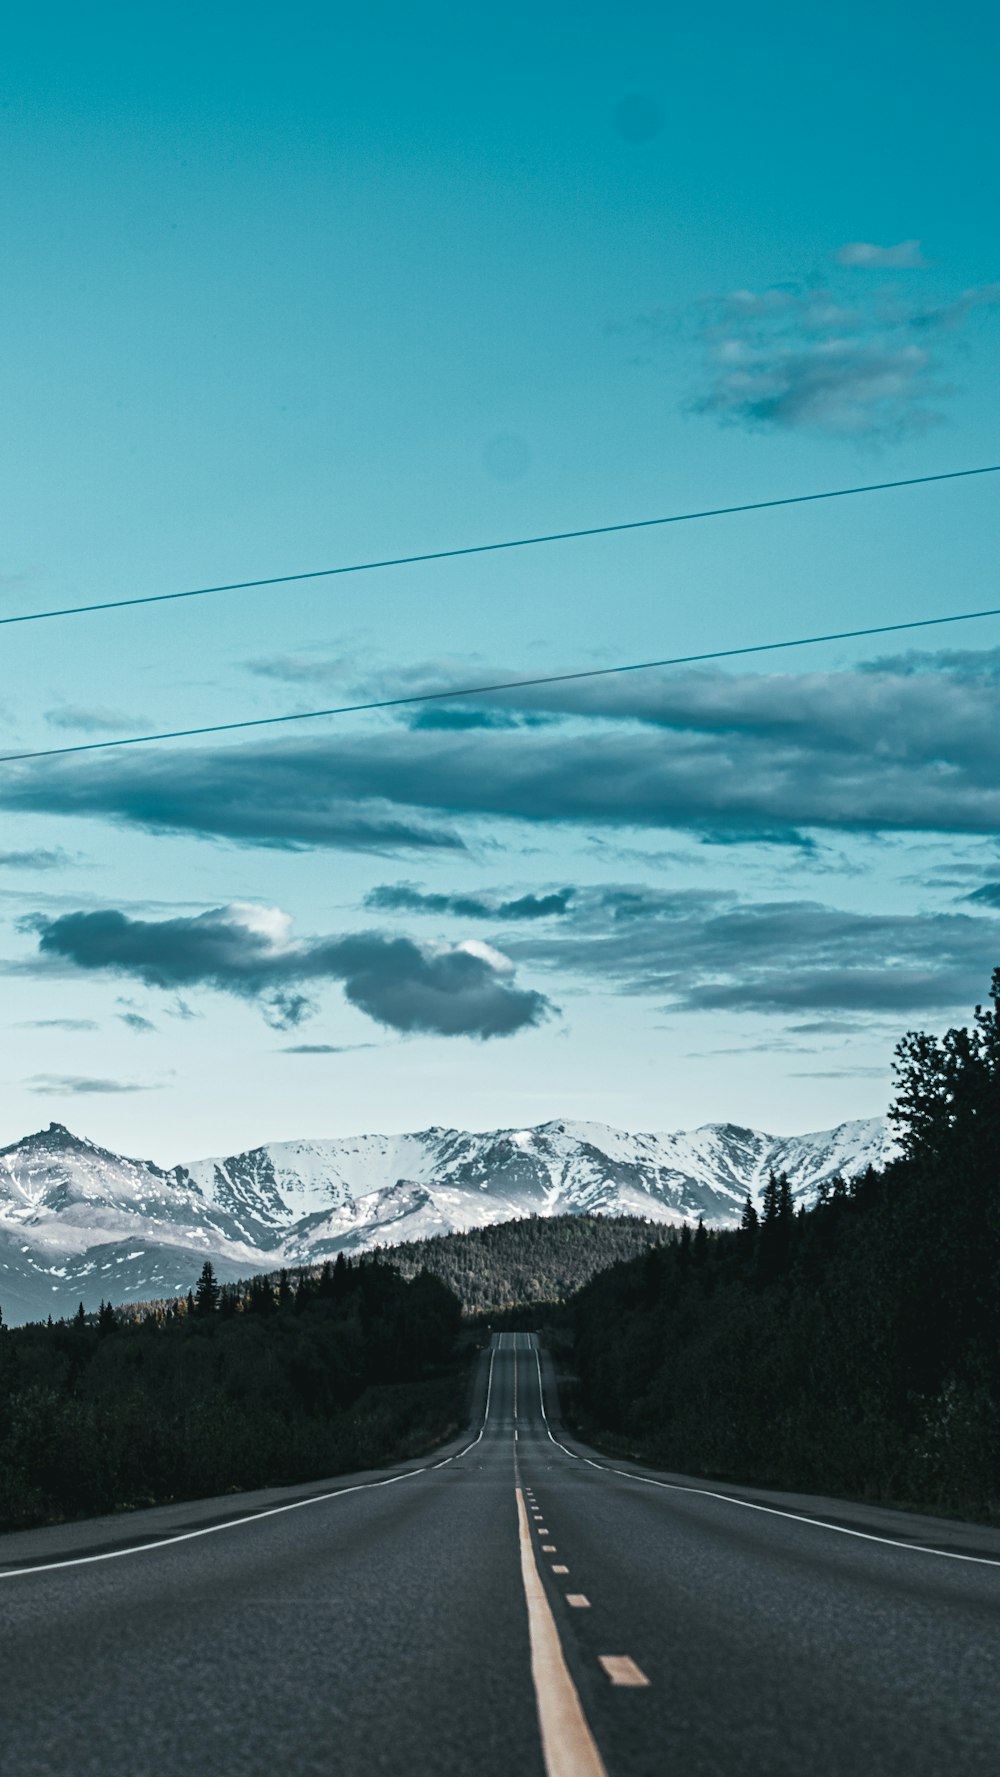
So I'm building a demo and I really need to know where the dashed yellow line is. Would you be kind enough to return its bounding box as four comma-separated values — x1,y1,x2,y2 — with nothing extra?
515,1489,607,1777
599,1656,651,1688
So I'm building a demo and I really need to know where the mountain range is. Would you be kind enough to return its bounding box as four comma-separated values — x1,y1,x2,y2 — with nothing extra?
0,1115,894,1323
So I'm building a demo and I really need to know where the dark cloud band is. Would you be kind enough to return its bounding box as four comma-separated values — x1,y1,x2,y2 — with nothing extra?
502,884,1000,1017
27,905,552,1040
6,649,1000,851
365,884,574,920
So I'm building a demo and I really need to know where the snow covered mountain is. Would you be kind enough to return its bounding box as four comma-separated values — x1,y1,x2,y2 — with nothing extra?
0,1115,894,1323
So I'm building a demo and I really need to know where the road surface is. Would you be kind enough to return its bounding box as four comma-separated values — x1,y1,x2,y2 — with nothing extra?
1,1332,999,1775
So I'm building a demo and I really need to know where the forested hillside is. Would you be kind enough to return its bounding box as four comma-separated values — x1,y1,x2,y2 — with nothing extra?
0,1258,463,1531
111,1213,675,1326
572,973,1000,1519
377,1213,675,1314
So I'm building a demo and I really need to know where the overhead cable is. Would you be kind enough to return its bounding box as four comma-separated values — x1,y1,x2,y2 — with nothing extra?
3,598,1000,765
1,462,997,631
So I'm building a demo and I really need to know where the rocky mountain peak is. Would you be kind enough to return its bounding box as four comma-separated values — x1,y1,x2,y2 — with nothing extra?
0,1112,894,1324
1,1121,89,1157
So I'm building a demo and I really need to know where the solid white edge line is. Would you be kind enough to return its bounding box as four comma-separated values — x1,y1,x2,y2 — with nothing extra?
0,1338,501,1581
531,1341,1000,1572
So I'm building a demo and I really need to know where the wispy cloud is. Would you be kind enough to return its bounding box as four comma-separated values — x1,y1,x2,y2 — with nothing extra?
790,1066,889,1079
501,883,1000,1018
24,1074,156,1095
684,266,999,437
23,903,553,1040
280,1042,379,1054
18,1017,99,1031
0,848,73,870
965,883,1000,908
365,884,574,921
693,334,936,438
118,1010,157,1034
45,706,149,735
835,240,928,269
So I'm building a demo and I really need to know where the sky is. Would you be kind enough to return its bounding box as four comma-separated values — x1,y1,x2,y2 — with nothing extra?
2,0,999,1162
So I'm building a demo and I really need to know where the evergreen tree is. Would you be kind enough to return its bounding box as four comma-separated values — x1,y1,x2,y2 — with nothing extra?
739,1195,759,1261
778,1173,794,1227
757,1172,792,1280
195,1260,220,1317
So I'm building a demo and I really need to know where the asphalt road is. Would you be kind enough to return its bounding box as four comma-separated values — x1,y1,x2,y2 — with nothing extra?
2,1332,999,1776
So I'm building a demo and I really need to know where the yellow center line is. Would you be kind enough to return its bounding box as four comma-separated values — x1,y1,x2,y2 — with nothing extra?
515,1489,607,1777
599,1656,651,1688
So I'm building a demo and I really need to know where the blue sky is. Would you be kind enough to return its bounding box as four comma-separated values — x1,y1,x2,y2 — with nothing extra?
2,0,999,1160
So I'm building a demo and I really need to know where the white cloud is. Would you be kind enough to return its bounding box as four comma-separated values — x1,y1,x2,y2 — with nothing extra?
836,240,928,269
682,263,999,437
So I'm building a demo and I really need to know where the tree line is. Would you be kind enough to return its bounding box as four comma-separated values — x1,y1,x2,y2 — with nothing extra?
570,972,1000,1519
370,1212,675,1316
0,1255,463,1531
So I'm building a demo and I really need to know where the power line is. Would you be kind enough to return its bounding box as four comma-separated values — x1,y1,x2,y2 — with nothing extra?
3,598,1000,766
1,462,997,632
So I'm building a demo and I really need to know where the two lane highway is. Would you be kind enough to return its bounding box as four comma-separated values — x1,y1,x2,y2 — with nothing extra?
1,1333,999,1775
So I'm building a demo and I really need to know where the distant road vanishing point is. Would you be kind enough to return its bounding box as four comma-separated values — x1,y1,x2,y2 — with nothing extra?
1,1335,999,1776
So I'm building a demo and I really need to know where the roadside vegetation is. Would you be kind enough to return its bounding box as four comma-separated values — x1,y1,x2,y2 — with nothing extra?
5,973,997,1532
0,1257,463,1531
0,1210,667,1534
570,972,1000,1521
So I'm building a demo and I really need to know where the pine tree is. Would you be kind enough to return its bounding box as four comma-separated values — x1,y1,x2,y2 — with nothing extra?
332,1251,349,1300
778,1173,794,1226
757,1172,792,1281
195,1260,220,1317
